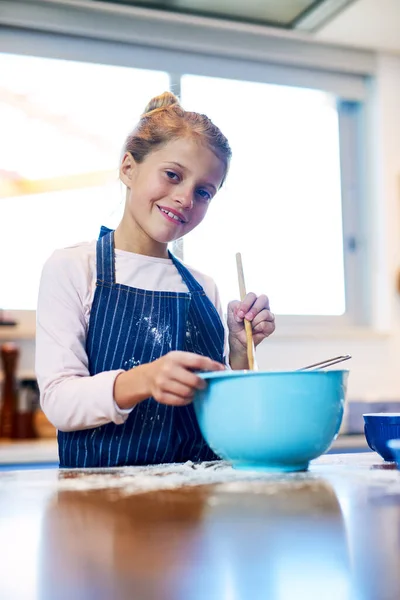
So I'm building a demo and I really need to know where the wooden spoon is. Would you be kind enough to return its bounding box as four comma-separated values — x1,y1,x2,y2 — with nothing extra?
235,253,258,371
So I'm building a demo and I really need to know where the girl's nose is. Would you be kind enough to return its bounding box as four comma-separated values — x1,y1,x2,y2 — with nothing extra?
174,192,194,210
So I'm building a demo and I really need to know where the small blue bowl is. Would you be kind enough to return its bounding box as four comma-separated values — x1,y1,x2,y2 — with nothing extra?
193,369,348,472
363,414,400,461
387,439,400,468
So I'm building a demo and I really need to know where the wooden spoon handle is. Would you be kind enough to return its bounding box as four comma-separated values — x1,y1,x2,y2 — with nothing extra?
235,253,256,371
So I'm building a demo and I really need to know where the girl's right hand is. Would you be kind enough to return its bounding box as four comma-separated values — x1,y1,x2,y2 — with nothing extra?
114,351,225,410
147,351,225,406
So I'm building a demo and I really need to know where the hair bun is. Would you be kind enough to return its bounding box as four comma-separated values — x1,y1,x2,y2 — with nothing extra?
142,91,180,116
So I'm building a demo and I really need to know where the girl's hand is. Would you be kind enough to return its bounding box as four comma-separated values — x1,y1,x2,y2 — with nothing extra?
114,351,225,410
147,351,225,406
227,294,275,368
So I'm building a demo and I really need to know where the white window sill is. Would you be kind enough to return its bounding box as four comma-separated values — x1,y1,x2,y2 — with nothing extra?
0,309,392,342
270,325,391,340
0,323,391,342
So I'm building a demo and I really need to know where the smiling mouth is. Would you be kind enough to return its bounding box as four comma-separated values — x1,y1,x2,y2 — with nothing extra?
158,206,186,224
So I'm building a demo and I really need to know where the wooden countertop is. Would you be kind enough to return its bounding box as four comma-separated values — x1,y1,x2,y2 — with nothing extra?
1,453,399,600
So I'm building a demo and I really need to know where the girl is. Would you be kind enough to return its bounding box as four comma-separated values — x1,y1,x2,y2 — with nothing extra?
35,92,275,468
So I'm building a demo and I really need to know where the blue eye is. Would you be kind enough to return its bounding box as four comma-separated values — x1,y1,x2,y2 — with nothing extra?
166,170,179,181
197,189,211,202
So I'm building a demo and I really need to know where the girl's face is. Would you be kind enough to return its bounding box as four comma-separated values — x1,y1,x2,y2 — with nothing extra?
120,137,226,250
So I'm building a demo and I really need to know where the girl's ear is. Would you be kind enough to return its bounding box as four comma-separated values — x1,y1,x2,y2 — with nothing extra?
120,152,137,188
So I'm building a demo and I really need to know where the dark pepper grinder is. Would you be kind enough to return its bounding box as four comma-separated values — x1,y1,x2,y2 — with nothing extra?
0,343,19,438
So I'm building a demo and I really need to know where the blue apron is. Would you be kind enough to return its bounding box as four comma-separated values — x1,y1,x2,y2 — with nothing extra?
58,227,225,468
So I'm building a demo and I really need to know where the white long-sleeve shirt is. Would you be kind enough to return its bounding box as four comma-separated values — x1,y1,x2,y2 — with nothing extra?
35,240,229,432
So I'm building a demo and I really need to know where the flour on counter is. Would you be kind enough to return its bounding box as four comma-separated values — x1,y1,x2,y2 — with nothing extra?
56,461,319,495
2,456,400,497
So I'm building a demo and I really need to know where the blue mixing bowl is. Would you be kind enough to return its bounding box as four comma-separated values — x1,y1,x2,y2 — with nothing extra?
363,413,400,461
193,369,348,472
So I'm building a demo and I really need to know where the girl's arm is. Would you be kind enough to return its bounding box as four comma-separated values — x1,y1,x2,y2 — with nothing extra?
35,249,133,432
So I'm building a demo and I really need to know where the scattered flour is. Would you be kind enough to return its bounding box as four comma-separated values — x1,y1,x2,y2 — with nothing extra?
56,461,318,495
2,457,400,498
57,461,400,497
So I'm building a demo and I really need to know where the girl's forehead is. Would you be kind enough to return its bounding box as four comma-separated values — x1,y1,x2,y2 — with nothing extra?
151,138,225,179
154,137,207,158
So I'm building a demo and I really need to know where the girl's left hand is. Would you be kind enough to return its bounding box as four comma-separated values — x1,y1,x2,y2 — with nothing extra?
227,293,275,351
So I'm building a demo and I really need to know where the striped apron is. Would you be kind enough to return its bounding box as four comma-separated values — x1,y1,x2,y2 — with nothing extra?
58,228,225,468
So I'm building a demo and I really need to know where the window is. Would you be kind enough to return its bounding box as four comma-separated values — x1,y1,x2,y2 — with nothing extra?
0,43,366,324
0,52,169,310
181,75,356,316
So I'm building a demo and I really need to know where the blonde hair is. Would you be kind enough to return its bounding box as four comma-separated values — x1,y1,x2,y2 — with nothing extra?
123,91,231,185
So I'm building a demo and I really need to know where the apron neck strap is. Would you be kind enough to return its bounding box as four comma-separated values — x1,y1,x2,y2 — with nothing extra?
168,251,203,293
96,227,115,284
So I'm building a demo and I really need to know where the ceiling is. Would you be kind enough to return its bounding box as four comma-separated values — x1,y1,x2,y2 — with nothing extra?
97,0,351,29
96,0,400,54
316,0,400,54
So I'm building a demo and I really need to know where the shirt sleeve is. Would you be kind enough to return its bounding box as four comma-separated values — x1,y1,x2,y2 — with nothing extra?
35,249,133,432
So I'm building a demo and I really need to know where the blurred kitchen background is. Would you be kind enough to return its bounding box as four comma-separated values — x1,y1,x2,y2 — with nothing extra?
1,0,400,451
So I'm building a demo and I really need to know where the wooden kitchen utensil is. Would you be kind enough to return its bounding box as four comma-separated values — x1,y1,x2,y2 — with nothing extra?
235,253,258,371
